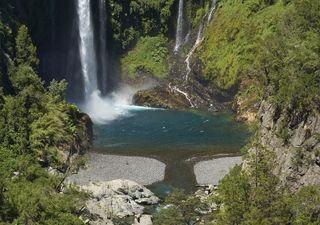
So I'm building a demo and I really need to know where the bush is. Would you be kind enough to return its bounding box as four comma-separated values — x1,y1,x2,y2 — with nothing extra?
121,35,170,79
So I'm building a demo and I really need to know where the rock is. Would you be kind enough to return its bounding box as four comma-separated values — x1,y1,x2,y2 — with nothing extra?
316,157,320,166
79,179,159,223
194,156,242,185
134,214,153,225
67,153,166,186
246,100,320,191
133,86,190,109
133,80,229,112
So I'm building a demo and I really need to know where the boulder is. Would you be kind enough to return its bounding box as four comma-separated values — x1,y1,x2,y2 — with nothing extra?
134,214,153,225
80,179,159,224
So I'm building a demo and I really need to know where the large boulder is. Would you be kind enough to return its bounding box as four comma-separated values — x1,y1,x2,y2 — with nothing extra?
81,179,159,224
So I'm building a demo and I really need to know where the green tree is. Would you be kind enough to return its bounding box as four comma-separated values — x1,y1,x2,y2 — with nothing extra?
154,189,206,225
153,206,185,225
15,25,39,69
288,186,320,224
215,165,250,224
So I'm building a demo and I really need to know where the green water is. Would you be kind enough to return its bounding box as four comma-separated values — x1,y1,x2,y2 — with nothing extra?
92,109,249,196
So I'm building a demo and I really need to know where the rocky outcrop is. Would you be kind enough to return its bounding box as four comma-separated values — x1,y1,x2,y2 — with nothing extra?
248,100,320,190
80,179,159,225
133,86,191,109
133,81,230,112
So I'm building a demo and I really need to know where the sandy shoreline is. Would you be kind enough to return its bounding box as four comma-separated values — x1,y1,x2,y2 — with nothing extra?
194,156,242,185
67,153,166,186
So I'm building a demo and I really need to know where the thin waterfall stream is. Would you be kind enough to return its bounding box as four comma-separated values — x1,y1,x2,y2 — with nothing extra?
174,0,185,53
184,0,217,82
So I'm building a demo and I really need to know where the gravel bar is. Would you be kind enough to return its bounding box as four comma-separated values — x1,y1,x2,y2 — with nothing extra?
67,153,166,186
194,156,242,185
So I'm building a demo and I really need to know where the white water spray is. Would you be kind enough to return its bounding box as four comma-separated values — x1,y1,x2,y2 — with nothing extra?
99,0,108,94
76,0,98,99
174,0,185,53
76,0,139,124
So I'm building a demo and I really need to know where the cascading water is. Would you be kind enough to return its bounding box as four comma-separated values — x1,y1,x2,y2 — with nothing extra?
184,0,217,82
207,0,217,23
184,15,206,82
76,0,150,124
174,0,185,53
76,0,98,99
98,0,108,95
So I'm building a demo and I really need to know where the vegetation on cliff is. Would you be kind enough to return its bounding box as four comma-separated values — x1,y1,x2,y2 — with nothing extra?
0,22,89,224
199,0,319,111
121,35,170,79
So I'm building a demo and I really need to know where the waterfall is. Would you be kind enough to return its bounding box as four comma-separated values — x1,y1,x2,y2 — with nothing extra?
169,83,194,107
174,0,184,53
184,0,217,82
184,15,206,82
207,0,217,23
98,0,108,95
76,0,98,99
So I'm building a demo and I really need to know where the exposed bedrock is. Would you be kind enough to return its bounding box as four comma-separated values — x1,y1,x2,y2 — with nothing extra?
246,100,320,191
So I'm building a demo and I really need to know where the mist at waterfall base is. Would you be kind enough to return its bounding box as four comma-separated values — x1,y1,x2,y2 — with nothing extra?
79,84,159,124
76,0,161,124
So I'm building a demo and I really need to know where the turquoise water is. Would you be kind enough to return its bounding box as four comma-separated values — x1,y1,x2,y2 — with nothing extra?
92,109,249,195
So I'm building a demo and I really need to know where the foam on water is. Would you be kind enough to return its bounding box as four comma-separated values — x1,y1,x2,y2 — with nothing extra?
80,85,162,124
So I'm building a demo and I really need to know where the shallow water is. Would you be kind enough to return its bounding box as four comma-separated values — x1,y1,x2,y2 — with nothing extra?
92,109,249,196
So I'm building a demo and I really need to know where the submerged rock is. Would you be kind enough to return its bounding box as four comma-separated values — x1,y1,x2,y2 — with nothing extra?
80,179,159,224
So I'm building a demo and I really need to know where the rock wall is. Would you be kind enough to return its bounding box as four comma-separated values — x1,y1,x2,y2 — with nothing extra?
249,100,320,191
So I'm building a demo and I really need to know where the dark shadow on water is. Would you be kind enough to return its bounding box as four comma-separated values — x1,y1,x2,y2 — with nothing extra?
91,109,250,197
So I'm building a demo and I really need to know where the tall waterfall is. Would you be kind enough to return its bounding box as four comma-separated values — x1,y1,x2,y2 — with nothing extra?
76,0,98,99
174,0,184,53
98,0,108,95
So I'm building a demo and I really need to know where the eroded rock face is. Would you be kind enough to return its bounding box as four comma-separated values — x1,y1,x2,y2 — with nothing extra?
247,100,320,191
133,86,190,109
81,179,159,224
133,81,230,112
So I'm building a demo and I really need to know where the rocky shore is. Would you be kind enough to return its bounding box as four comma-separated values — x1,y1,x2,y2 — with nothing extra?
67,153,166,186
194,156,242,185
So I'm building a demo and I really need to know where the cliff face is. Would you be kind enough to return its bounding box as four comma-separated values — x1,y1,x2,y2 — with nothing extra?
249,100,320,190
